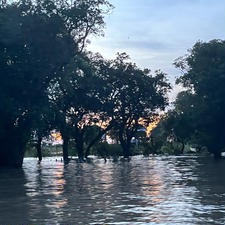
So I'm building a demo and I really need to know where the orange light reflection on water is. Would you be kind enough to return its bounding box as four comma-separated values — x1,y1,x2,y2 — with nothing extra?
50,165,68,211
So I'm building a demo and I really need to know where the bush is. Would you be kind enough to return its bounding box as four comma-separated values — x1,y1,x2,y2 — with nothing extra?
160,142,184,155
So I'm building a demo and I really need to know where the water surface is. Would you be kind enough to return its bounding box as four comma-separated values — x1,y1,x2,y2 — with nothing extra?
0,155,225,224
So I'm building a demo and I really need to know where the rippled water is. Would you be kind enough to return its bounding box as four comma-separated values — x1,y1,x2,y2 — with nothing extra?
0,155,225,224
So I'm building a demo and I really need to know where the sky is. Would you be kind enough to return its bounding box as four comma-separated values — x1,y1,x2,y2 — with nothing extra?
87,0,225,101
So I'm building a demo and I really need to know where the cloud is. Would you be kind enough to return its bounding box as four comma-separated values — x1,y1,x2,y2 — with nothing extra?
96,39,168,51
87,0,225,99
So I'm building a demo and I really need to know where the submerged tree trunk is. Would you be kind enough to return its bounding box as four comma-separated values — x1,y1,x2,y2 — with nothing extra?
0,115,31,167
85,131,105,158
62,134,69,162
0,133,27,168
76,137,84,161
73,127,85,162
119,131,132,158
84,122,115,158
36,136,42,162
121,143,131,158
180,141,185,154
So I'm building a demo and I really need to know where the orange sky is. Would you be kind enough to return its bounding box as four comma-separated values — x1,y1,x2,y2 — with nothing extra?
51,116,160,142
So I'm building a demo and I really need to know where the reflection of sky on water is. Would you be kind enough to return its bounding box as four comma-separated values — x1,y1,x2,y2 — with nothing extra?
0,156,225,224
47,165,68,218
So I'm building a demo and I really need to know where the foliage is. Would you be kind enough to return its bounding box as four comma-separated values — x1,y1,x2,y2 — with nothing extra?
0,0,112,166
51,51,171,160
174,39,225,157
0,0,180,166
0,0,75,166
93,53,171,157
49,52,107,160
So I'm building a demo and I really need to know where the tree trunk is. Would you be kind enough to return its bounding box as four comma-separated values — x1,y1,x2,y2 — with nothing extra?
0,135,26,168
119,128,128,158
76,138,84,161
85,144,92,159
122,144,131,158
36,136,42,161
62,135,69,162
60,128,70,162
85,122,115,158
119,134,131,158
85,131,105,158
180,141,185,154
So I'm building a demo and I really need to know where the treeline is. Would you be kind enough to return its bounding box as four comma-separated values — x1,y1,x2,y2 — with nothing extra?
1,0,224,168
0,0,170,167
150,40,225,158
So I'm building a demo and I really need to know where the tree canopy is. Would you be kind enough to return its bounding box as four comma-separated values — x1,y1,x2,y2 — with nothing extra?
3,0,222,167
173,39,225,157
98,53,171,157
0,0,112,166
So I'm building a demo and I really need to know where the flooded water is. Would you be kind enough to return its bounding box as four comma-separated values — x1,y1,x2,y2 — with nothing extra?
0,155,225,224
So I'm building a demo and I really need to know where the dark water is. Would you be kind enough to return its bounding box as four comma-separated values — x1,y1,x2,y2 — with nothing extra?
0,156,225,224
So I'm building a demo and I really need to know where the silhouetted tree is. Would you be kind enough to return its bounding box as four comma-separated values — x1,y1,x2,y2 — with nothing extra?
49,53,108,161
0,0,112,166
174,39,225,158
96,53,171,157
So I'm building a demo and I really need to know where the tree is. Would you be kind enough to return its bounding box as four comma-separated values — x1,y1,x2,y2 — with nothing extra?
49,52,108,161
0,1,74,166
97,53,171,157
174,39,225,158
31,100,55,162
0,0,112,167
164,91,197,153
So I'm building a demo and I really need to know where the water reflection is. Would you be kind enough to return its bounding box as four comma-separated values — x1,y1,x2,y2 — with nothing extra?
0,156,225,224
0,168,31,224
